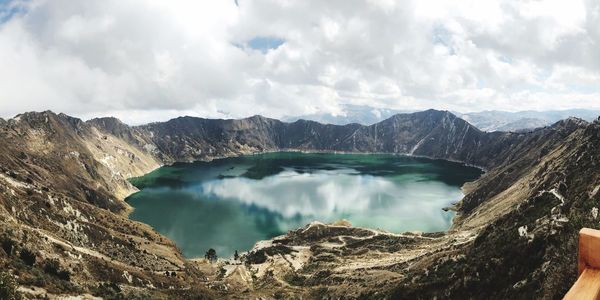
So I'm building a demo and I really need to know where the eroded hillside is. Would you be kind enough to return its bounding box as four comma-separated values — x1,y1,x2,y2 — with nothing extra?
0,110,598,299
0,112,213,299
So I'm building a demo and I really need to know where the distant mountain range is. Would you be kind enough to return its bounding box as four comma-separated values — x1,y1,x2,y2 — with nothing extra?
457,109,600,132
285,105,600,132
283,105,409,126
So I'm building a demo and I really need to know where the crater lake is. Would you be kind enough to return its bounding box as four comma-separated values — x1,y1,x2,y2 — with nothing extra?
126,152,482,258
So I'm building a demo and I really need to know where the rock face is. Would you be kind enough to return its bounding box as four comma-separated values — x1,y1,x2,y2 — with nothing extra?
128,110,489,166
0,109,598,299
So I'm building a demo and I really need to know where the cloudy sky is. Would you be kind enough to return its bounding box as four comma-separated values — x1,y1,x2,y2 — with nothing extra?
0,0,598,124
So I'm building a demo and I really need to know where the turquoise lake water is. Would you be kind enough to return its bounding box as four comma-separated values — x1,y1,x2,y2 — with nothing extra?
126,152,482,258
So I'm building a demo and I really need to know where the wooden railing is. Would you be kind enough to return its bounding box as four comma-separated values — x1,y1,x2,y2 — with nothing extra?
564,228,600,299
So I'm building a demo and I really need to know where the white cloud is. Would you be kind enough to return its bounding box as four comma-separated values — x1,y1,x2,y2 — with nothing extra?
0,0,598,124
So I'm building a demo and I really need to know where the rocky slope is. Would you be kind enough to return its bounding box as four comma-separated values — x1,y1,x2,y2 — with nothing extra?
0,112,213,299
392,117,600,299
0,109,598,299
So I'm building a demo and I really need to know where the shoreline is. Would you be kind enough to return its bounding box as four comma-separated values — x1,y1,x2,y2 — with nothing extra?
156,148,488,172
123,149,485,259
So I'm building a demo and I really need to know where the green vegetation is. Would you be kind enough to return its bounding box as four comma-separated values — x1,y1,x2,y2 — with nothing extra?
0,272,22,300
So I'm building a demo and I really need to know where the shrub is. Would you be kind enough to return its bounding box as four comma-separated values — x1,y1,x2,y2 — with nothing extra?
0,272,22,300
283,271,305,286
1,236,16,256
19,248,36,266
43,259,71,281
204,248,217,263
217,267,226,279
93,282,124,300
93,283,152,300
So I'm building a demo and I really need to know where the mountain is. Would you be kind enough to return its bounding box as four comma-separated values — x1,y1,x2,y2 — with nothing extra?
0,111,211,298
133,110,487,164
458,109,600,132
395,116,600,298
283,105,600,132
0,109,598,298
283,104,408,125
493,117,550,132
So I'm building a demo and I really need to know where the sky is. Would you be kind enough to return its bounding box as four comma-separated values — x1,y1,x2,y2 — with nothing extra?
0,0,598,124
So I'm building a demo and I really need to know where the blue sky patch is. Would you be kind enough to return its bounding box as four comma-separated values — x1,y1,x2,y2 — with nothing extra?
432,25,456,56
247,36,285,53
0,0,27,24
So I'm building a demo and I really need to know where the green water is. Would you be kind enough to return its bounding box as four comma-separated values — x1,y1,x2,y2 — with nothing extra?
126,152,482,258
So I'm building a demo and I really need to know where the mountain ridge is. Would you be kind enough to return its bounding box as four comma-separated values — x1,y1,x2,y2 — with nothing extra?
281,104,600,132
0,109,598,298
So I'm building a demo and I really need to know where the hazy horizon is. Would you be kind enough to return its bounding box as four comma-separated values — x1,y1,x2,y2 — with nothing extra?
3,106,600,128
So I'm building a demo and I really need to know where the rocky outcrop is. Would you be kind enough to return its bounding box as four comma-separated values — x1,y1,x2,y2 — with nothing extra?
0,109,598,298
0,112,212,299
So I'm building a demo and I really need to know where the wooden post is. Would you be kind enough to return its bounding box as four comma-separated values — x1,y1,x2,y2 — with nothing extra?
565,228,600,299
579,228,600,275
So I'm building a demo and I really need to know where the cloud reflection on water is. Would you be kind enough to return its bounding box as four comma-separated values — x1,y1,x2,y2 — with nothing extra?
201,169,462,233
128,153,482,257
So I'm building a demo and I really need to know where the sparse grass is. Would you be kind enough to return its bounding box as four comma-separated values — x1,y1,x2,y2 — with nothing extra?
92,282,125,300
92,282,154,300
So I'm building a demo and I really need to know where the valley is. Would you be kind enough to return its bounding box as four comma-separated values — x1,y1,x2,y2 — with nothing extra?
0,109,599,298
